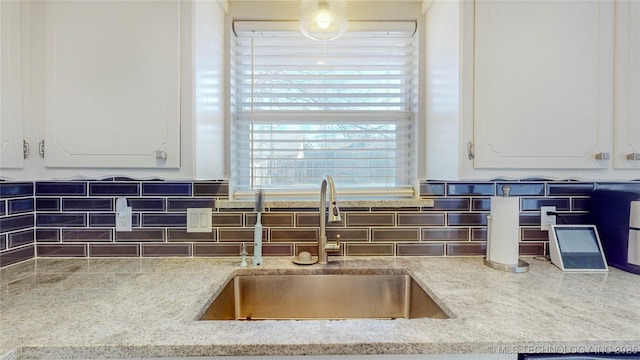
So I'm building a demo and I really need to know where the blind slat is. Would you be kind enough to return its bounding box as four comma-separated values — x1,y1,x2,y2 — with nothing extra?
236,73,413,80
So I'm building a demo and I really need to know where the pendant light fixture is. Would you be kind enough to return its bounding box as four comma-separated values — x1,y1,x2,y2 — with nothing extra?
299,0,348,41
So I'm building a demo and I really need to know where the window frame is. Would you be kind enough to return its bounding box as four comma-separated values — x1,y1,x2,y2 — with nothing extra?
227,21,424,201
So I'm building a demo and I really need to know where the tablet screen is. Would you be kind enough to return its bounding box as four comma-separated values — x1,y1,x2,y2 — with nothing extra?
555,227,601,253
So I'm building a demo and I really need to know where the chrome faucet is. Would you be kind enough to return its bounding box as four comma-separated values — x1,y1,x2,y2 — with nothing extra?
318,175,342,264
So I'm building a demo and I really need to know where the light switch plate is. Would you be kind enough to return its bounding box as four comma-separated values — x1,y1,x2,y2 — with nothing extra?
187,208,212,233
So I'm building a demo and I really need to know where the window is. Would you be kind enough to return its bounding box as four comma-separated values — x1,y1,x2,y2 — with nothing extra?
230,21,418,199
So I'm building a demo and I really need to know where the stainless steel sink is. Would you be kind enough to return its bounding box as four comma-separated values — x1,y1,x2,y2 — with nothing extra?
198,272,449,320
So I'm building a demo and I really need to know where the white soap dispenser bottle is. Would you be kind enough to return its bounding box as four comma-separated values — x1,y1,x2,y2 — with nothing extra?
252,189,264,266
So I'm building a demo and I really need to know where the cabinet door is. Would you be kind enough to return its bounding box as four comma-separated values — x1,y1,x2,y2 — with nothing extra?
614,0,640,169
0,1,24,169
43,1,180,168
473,1,613,169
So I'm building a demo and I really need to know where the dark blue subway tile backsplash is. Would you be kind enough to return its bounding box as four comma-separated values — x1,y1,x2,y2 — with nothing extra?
167,198,215,211
36,198,61,211
35,182,85,196
88,213,140,228
556,213,590,225
471,198,491,211
447,213,488,226
36,229,60,242
496,182,545,196
88,182,140,196
142,183,192,196
1,178,640,267
572,198,590,211
36,213,86,227
521,198,571,211
1,214,35,233
62,229,113,242
62,198,113,212
0,246,35,267
115,229,165,242
37,244,86,257
0,182,33,198
128,198,166,211
547,182,595,196
420,182,446,196
88,214,116,227
142,214,187,228
595,182,640,193
519,214,541,226
8,198,34,214
447,182,495,196
8,230,35,248
426,198,470,211
193,182,229,197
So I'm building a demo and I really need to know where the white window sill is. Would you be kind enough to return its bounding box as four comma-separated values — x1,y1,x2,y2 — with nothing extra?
216,199,435,209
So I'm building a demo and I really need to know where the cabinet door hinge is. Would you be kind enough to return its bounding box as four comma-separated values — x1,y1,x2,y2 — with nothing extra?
23,140,29,159
467,142,475,160
39,140,45,158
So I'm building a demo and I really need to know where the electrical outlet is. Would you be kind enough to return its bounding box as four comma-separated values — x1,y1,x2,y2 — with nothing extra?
116,206,132,232
540,206,557,231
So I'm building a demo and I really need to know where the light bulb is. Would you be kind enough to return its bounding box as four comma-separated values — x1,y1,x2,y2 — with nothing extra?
315,10,332,29
300,0,348,41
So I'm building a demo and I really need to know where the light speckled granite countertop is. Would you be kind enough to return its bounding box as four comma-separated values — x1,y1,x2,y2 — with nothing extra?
1,257,639,359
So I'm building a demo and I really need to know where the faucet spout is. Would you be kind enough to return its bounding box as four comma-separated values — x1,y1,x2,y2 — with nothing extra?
319,175,342,264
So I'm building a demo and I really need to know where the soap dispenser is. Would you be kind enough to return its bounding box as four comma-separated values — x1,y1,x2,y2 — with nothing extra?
252,189,264,266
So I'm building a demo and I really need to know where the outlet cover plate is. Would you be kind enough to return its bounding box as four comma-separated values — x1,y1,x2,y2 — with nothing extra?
540,206,557,231
116,207,132,232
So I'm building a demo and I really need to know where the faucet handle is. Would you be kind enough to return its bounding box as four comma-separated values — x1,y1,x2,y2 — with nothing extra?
325,234,341,253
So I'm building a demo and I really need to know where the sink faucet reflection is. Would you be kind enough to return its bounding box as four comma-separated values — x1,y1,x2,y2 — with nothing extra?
319,175,342,264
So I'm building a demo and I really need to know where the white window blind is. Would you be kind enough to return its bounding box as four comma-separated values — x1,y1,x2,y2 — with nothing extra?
230,21,418,199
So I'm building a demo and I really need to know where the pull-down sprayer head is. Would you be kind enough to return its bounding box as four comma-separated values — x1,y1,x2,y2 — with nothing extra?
324,175,342,224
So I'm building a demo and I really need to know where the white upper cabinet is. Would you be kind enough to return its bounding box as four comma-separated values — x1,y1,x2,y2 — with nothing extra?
0,1,24,169
43,1,181,168
472,0,614,169
614,0,640,169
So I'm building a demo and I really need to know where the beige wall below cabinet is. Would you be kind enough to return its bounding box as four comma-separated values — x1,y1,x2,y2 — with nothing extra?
0,1,24,169
42,1,181,169
615,0,640,169
472,0,614,170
